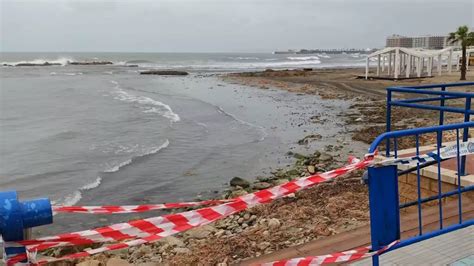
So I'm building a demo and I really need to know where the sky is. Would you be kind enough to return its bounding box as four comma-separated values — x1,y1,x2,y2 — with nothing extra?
1,0,473,53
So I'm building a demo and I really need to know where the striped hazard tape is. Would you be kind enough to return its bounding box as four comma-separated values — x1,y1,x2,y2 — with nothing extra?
50,140,472,216
52,199,234,214
374,139,474,167
258,240,399,266
6,156,372,265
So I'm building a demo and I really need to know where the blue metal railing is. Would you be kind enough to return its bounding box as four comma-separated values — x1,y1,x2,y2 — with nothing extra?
368,84,474,265
385,82,473,175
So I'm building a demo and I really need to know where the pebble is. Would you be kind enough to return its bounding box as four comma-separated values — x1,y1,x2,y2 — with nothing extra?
267,218,281,229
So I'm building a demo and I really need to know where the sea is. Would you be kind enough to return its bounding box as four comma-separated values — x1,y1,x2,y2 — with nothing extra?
0,52,366,233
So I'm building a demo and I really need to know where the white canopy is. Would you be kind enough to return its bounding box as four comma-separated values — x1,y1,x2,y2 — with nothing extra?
365,47,458,79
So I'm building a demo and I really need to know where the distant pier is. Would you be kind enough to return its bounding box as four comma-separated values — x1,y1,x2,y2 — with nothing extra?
274,48,376,54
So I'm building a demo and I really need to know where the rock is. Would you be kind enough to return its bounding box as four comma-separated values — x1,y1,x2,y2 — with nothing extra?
307,165,316,174
106,258,130,266
77,260,101,266
257,241,271,250
230,189,248,197
173,247,191,254
253,182,271,190
243,213,251,220
292,153,307,160
267,218,281,229
230,177,250,188
256,176,271,182
319,152,333,162
185,225,215,239
161,236,184,247
297,134,322,145
273,179,288,185
69,61,113,65
140,70,188,75
15,62,61,67
134,245,153,256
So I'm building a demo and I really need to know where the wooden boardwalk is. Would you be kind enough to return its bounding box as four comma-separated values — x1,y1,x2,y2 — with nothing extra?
241,199,474,265
351,226,473,265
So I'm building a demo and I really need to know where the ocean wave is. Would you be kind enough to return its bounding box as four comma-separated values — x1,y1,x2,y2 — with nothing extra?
110,81,180,122
50,72,83,76
81,176,102,190
2,57,74,66
103,159,133,173
56,176,102,206
227,56,260,60
216,106,267,141
102,139,170,173
316,53,331,58
61,191,82,206
287,56,320,61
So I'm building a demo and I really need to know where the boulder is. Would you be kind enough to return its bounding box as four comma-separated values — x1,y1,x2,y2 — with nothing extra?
140,70,189,75
307,165,316,174
230,177,250,188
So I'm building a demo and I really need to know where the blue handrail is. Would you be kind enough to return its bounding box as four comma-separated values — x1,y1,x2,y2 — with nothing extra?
369,122,474,153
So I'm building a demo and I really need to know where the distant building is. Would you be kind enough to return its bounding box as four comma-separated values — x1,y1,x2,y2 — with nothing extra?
386,34,457,49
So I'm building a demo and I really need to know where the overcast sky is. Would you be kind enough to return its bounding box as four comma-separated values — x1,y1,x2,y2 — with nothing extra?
1,0,473,52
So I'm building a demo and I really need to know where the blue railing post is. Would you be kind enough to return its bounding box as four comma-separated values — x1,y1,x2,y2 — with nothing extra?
460,97,471,176
386,90,392,157
439,86,446,141
368,165,400,266
0,191,53,263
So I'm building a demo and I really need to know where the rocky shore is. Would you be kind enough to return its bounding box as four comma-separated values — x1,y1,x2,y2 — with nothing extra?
39,67,471,265
45,147,368,266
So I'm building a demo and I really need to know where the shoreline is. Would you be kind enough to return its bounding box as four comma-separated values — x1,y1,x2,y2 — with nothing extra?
33,66,473,265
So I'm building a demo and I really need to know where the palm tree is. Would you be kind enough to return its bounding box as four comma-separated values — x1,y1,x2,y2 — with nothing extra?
448,25,474,80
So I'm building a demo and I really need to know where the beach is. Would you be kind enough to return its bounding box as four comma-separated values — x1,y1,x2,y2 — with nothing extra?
1,54,472,264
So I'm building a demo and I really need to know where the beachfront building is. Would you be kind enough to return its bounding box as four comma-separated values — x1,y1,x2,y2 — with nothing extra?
386,35,458,49
364,47,456,79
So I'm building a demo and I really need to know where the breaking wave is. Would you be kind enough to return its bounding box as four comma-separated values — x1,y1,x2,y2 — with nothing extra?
110,81,180,122
103,139,170,173
2,57,74,66
216,106,267,141
287,56,320,61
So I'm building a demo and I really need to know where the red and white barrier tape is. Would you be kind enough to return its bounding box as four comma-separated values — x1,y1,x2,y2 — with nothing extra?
52,199,233,214
6,156,372,265
258,240,399,266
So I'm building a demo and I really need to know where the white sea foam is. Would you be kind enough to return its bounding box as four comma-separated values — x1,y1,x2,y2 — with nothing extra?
61,191,82,206
227,56,260,60
111,84,181,122
81,176,102,190
103,139,170,173
64,72,83,76
287,56,320,61
103,159,133,173
317,53,331,58
1,57,74,66
216,106,267,141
